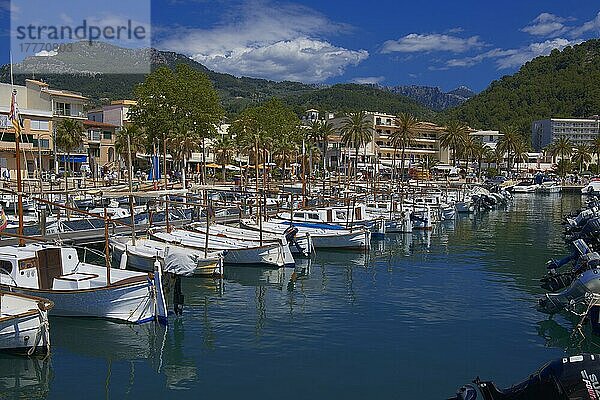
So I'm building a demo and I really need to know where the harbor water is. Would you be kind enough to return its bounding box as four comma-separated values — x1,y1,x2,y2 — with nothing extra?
0,193,587,399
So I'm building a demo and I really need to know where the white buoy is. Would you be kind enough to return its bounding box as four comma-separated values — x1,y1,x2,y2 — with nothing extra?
119,252,128,270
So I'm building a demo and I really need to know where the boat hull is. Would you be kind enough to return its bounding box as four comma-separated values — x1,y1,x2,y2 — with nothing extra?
1,280,158,324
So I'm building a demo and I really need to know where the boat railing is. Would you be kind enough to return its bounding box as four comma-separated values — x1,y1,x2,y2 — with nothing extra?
70,245,106,265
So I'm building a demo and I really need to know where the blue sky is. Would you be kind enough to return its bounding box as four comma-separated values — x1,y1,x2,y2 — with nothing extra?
1,0,600,91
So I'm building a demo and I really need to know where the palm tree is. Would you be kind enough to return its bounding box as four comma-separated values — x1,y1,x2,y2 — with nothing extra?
55,118,84,205
497,126,521,174
440,120,468,167
340,111,372,183
513,139,530,173
550,136,573,163
319,121,336,175
470,141,488,178
390,113,418,182
591,136,600,171
212,134,235,182
114,125,146,180
572,144,592,172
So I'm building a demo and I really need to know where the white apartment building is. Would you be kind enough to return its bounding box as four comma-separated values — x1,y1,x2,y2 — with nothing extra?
531,117,600,151
470,130,503,150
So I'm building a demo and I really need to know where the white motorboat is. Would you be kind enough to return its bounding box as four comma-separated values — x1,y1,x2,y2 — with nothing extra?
110,236,225,277
512,180,538,193
537,181,562,194
241,218,371,250
149,227,291,267
187,222,313,257
582,181,600,195
364,201,412,233
0,244,168,324
0,291,53,354
277,205,386,235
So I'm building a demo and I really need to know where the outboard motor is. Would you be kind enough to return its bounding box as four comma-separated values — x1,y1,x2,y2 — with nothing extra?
449,354,600,400
543,240,594,291
538,269,600,314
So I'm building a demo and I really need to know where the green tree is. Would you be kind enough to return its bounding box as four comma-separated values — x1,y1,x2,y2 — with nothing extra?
212,134,235,182
340,111,372,182
571,144,592,172
390,113,418,182
497,126,522,173
550,136,573,164
55,118,84,203
440,120,468,166
591,136,600,165
130,64,224,186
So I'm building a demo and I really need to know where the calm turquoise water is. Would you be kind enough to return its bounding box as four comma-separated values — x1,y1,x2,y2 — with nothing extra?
0,194,591,399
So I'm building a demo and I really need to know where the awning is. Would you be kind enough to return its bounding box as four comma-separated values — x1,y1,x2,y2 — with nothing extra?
59,154,88,163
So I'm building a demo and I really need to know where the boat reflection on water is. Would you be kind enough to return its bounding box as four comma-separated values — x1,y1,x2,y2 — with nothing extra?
50,318,199,392
224,266,291,289
0,355,50,399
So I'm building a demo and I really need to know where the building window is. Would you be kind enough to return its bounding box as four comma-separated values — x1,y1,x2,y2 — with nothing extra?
88,147,100,158
30,120,50,130
102,131,112,140
88,130,101,141
55,103,71,116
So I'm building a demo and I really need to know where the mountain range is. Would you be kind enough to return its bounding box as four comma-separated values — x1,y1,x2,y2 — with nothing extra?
0,41,469,117
2,39,600,137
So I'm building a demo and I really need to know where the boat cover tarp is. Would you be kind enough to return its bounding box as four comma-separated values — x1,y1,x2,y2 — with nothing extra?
164,245,200,277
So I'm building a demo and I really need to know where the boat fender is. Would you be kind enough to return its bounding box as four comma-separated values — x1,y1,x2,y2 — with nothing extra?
119,252,128,270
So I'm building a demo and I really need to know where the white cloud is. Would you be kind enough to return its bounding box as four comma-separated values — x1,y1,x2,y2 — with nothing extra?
381,33,485,54
445,38,581,70
156,1,367,83
570,12,600,38
351,76,384,84
521,13,570,37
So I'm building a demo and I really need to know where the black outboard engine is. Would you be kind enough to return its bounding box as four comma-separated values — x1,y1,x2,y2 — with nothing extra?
450,354,600,400
542,240,595,292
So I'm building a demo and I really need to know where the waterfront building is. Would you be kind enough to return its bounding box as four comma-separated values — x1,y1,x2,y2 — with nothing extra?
0,79,87,179
469,130,503,150
82,120,118,177
309,110,450,172
531,117,600,151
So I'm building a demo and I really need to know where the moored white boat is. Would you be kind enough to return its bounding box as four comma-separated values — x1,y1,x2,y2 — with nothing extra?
149,227,290,267
0,291,53,354
110,236,225,277
0,244,168,324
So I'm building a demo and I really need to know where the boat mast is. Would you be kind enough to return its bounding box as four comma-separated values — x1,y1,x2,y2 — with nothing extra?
126,134,136,245
10,53,24,247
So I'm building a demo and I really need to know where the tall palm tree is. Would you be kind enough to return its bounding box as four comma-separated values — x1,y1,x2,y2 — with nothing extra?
470,141,488,178
571,144,592,172
390,113,418,182
513,139,530,173
497,126,521,174
591,136,600,171
550,136,573,164
340,111,372,182
55,118,84,205
212,134,235,182
319,120,336,174
440,120,468,167
114,125,146,180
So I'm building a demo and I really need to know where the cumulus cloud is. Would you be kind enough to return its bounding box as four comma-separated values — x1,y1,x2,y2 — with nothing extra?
521,13,570,37
446,38,581,70
381,33,485,54
156,1,368,83
570,12,600,38
351,76,384,84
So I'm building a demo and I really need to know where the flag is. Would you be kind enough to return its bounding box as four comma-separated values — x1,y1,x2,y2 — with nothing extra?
8,89,22,134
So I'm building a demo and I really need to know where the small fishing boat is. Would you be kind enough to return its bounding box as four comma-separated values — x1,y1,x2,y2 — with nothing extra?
0,244,168,324
582,180,600,195
241,218,371,249
186,222,313,257
149,227,291,267
109,236,225,277
0,291,53,354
